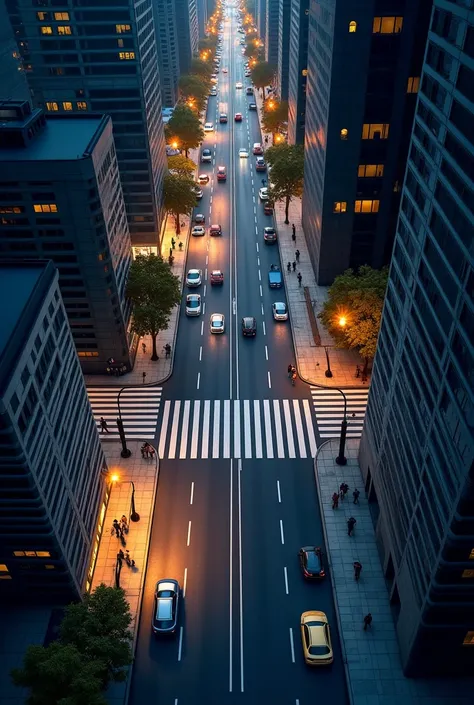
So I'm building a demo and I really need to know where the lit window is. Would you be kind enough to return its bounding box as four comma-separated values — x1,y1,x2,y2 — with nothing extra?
63,102,73,111
407,76,420,93
0,206,22,214
349,21,357,33
54,12,69,20
462,570,474,578
301,68,308,76
333,202,347,213
119,52,135,60
13,551,25,556
34,204,58,213
77,101,87,110
57,26,72,35
0,564,8,572
463,632,474,646
354,199,380,213
36,551,51,557
13,550,51,557
373,16,403,34
46,102,59,112
361,123,390,139
358,164,384,177
116,24,131,33
118,38,124,48
77,352,100,357
37,12,49,20
340,128,348,140
41,26,53,35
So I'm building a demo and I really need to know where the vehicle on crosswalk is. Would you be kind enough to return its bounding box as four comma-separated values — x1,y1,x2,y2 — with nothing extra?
186,269,202,287
191,225,205,236
298,547,325,580
210,223,222,236
152,579,179,636
186,294,201,316
210,313,225,334
217,165,227,181
241,316,257,337
210,270,224,285
268,265,283,288
300,611,333,666
264,226,276,243
272,302,288,321
194,213,205,223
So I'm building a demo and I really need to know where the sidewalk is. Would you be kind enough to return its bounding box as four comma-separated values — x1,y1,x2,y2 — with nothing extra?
91,441,159,705
254,88,366,388
315,439,472,705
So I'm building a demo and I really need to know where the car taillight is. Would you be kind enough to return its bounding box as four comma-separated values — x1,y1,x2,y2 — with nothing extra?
320,570,325,577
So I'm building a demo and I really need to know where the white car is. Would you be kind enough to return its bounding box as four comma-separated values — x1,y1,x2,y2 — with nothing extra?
210,313,225,334
239,148,249,158
259,187,269,201
209,88,217,96
191,225,205,237
186,269,202,287
272,302,288,321
222,67,228,73
204,122,214,131
235,82,243,89
186,294,201,316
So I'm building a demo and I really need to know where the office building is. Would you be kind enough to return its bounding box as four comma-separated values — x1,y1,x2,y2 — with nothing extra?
302,0,432,285
265,0,279,66
359,0,474,676
257,0,267,39
153,0,181,107
196,0,208,38
0,101,134,375
5,0,166,251
0,260,108,600
0,0,30,103
174,0,199,74
277,0,291,100
287,0,309,144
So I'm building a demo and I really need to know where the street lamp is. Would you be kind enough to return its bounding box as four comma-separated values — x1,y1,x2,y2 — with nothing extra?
324,346,333,378
130,480,140,522
171,140,178,150
116,387,131,458
335,391,348,466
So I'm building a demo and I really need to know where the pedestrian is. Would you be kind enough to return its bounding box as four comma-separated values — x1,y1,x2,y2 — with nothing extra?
117,549,125,560
292,261,296,272
179,241,183,251
141,443,148,458
100,417,109,434
292,223,296,238
347,516,357,536
297,272,302,287
169,247,173,258
295,249,300,262
142,371,146,384
287,261,291,273
332,492,339,509
164,343,171,358
168,254,174,266
264,135,269,144
113,519,120,538
142,342,146,354
261,178,266,186
171,237,176,249
339,482,349,500
363,613,373,631
120,515,128,532
149,446,156,459
353,488,360,504
118,524,124,538
353,561,362,581
355,364,361,378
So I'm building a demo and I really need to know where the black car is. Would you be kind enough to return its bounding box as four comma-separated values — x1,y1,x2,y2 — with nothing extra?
298,547,326,580
248,103,257,111
152,579,180,634
241,316,257,337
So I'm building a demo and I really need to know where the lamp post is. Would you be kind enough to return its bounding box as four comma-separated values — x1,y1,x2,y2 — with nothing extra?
116,387,131,458
324,346,333,378
335,390,348,466
130,480,140,522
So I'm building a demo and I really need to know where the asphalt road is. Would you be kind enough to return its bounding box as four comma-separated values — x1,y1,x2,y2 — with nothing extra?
129,3,349,705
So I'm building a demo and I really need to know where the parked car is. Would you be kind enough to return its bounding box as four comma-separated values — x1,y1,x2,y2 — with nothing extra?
204,122,214,131
255,156,266,172
263,226,276,243
300,611,333,666
194,213,205,224
248,103,257,110
268,265,283,288
186,269,202,287
272,302,288,321
191,225,205,237
246,87,254,95
253,142,263,155
201,148,212,163
264,201,274,215
198,174,209,184
298,547,326,579
192,186,203,199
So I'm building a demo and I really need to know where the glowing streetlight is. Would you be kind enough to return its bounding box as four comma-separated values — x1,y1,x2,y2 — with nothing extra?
110,473,119,484
171,141,178,150
339,316,347,328
268,100,274,109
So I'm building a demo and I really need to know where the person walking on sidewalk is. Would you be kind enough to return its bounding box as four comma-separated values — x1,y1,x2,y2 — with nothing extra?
295,249,300,263
332,492,339,509
171,237,176,249
353,488,360,504
340,482,349,500
292,223,296,242
142,342,146,354
353,561,362,581
297,272,302,287
347,516,357,536
100,417,109,434
292,261,296,272
363,613,373,631
112,519,121,538
287,261,291,273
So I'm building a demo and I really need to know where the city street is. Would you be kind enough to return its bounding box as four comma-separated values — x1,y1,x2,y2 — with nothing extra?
128,4,349,704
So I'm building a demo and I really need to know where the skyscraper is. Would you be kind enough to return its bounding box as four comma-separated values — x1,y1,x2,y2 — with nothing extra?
174,0,199,74
287,0,309,144
0,102,134,374
196,0,208,38
302,1,432,285
359,0,474,676
256,0,268,40
265,0,279,67
277,0,291,100
153,0,181,107
0,260,108,600
5,1,166,251
0,0,30,102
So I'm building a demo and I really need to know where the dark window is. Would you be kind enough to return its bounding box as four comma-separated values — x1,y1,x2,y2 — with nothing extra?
456,64,474,104
450,99,474,144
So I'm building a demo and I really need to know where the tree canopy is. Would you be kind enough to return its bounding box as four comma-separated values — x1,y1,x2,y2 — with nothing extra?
163,172,197,235
250,61,275,97
261,100,288,139
189,57,213,80
167,154,196,179
165,104,204,157
178,74,209,112
127,254,181,360
318,265,389,367
265,144,304,223
198,36,217,53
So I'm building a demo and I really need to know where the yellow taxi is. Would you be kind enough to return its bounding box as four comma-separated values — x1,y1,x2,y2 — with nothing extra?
300,611,333,666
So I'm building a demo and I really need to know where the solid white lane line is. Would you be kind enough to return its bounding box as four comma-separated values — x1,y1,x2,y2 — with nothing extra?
201,399,210,458
267,371,272,389
262,321,266,335
234,399,241,458
183,567,188,597
179,400,190,459
280,519,285,545
168,400,181,459
190,482,194,505
238,460,244,692
265,345,268,360
277,480,281,503
199,346,202,361
213,399,220,458
229,458,233,693
223,399,231,458
273,400,285,458
196,372,200,390
178,627,183,661
158,399,171,460
253,400,263,458
284,567,289,595
244,400,251,458
263,400,274,458
187,521,192,546
289,628,295,663
190,400,200,458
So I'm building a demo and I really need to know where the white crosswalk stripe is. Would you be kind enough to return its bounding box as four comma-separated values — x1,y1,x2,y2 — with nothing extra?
157,399,318,459
87,386,162,440
310,387,369,438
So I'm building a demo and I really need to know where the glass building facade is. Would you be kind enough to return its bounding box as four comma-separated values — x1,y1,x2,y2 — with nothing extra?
287,0,309,144
154,0,181,108
277,0,291,100
359,0,474,676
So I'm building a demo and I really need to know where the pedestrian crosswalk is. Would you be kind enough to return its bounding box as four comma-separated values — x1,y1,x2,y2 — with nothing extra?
87,386,162,440
310,387,369,438
157,398,317,459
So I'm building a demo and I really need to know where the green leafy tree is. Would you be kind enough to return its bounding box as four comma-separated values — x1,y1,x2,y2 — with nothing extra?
163,172,198,236
265,144,304,224
178,74,209,112
198,37,217,53
165,104,204,157
261,100,288,141
127,254,181,361
250,61,275,97
167,154,196,178
318,265,389,373
190,57,213,80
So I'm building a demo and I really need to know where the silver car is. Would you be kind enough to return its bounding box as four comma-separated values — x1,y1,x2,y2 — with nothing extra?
186,294,201,316
186,269,202,287
210,312,225,334
152,579,179,635
272,302,288,321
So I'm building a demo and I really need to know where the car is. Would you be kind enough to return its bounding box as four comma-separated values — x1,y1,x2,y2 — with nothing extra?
209,88,217,96
239,148,249,158
272,302,288,321
222,67,228,73
210,269,224,285
234,113,243,122
241,316,257,337
219,113,228,123
194,213,205,223
298,546,325,579
268,265,283,288
210,73,217,79
259,187,269,200
217,165,227,181
240,40,245,45
152,579,179,635
210,223,222,236
201,148,212,163
255,156,266,171
248,102,257,110
253,142,263,155
191,225,205,236
210,313,225,334
186,269,202,287
192,186,203,199
264,201,274,215
246,86,254,95
186,294,201,316
264,226,277,243
245,71,251,77
300,611,333,666
198,173,210,184
204,122,214,132
235,82,243,89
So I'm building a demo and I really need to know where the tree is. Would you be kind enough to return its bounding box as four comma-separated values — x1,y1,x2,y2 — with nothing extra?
250,61,275,97
127,254,181,361
178,74,209,112
318,265,389,373
198,37,217,53
190,57,213,80
167,154,196,179
261,100,288,141
163,172,197,235
265,144,304,223
165,104,204,157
